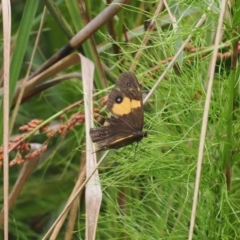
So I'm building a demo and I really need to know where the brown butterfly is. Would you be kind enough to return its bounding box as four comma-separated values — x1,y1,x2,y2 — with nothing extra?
90,72,147,151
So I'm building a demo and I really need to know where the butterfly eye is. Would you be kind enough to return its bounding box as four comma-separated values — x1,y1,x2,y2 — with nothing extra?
115,96,123,103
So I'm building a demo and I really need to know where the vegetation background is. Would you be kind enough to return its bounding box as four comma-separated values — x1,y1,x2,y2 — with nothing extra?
1,0,240,239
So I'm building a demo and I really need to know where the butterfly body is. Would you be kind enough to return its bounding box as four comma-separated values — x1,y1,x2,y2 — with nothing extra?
90,72,146,151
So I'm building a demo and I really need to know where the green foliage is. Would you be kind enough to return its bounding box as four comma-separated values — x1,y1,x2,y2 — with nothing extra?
1,0,240,239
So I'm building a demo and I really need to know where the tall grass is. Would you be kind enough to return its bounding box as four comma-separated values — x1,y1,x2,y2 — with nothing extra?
1,0,240,239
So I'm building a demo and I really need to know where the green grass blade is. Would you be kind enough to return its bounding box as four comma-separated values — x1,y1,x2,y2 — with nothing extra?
0,0,38,143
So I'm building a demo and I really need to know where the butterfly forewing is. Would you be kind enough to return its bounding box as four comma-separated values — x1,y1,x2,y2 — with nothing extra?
107,72,144,130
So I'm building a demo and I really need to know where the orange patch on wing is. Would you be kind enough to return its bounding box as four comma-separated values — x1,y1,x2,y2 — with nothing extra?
112,97,141,116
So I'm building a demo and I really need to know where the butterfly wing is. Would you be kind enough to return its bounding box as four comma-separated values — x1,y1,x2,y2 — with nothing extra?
107,72,144,130
90,71,145,151
90,115,144,150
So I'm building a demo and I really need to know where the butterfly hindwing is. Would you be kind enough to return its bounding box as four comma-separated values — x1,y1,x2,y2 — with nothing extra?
89,117,143,150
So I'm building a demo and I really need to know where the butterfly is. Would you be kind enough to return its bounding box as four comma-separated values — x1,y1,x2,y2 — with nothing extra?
90,71,147,151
